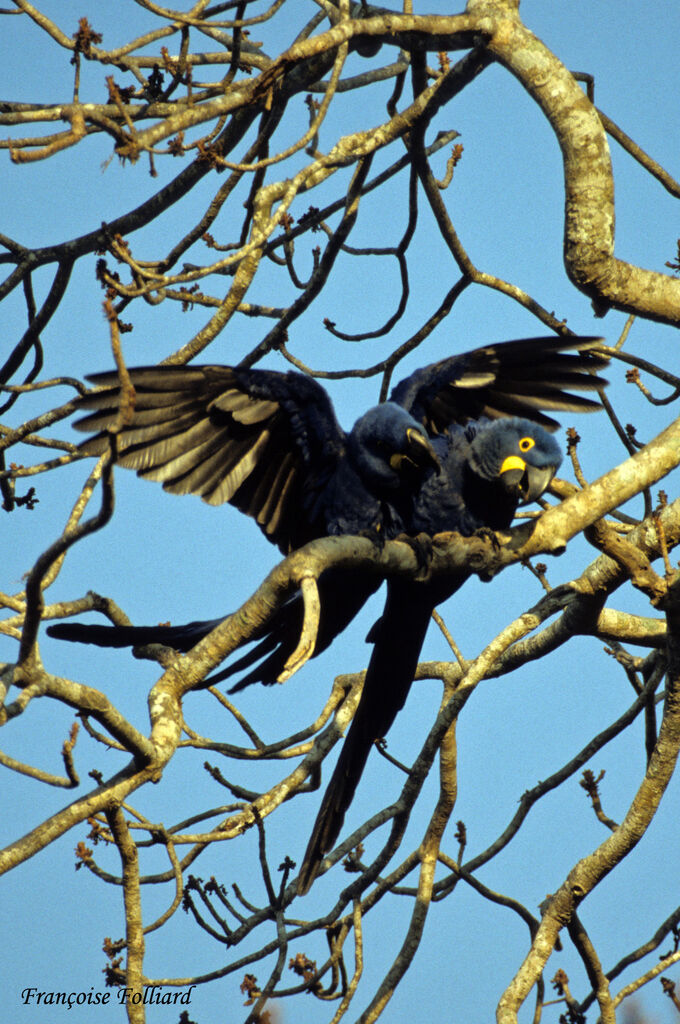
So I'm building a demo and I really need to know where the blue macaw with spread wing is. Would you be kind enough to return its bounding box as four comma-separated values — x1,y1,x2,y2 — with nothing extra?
47,335,606,892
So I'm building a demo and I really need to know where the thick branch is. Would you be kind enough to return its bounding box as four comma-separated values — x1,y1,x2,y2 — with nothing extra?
471,0,680,325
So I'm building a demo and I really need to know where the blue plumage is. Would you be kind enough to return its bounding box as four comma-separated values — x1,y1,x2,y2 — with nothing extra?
46,335,606,892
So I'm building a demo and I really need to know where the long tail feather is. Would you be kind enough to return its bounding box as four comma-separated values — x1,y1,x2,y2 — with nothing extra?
46,617,221,651
297,580,437,894
46,572,381,689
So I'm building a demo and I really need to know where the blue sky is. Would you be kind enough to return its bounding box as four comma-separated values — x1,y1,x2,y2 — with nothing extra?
2,3,680,1022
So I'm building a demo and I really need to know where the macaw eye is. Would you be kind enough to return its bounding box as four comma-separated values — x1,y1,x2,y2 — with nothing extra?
519,437,535,453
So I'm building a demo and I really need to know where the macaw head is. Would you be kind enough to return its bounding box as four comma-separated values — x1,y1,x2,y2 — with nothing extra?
467,417,563,506
348,402,441,496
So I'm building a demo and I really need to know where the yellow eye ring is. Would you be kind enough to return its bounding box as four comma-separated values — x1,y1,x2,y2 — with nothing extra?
519,437,535,453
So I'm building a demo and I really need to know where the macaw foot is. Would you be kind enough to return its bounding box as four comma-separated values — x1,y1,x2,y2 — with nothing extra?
473,526,502,551
394,531,433,580
471,526,503,581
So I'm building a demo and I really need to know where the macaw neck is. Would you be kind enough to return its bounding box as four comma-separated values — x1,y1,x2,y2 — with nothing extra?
461,461,518,532
346,421,399,497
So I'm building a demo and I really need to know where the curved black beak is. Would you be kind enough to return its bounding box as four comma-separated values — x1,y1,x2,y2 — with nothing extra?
500,456,557,505
389,427,441,478
404,427,441,475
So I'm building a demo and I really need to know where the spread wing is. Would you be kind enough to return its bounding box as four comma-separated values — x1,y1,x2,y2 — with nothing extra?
73,364,345,553
389,335,607,432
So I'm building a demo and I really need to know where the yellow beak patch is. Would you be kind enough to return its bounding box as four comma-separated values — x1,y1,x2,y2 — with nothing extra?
500,455,527,474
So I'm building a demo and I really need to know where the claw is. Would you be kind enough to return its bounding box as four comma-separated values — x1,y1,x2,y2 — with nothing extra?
357,516,387,550
473,526,502,551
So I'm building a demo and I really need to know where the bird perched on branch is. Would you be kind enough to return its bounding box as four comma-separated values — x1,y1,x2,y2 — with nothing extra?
47,335,606,892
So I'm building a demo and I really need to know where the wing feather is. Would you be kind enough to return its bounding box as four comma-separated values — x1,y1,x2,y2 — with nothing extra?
391,335,607,432
210,390,280,424
73,364,345,552
264,466,299,537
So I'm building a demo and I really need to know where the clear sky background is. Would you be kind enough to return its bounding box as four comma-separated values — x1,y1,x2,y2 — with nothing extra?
2,3,679,1022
